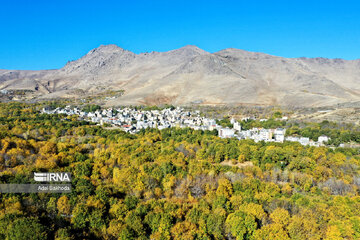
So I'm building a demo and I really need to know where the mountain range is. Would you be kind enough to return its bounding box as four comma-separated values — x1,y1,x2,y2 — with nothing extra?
1,44,360,107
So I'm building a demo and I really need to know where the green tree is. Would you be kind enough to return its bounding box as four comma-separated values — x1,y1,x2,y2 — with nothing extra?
6,217,47,240
225,210,257,240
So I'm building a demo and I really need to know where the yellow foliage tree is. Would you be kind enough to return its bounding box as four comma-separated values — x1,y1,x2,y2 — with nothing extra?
254,224,290,240
216,178,233,198
324,225,342,240
57,195,71,215
270,208,290,226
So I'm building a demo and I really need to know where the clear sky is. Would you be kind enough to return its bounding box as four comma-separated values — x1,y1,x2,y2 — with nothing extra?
1,0,360,70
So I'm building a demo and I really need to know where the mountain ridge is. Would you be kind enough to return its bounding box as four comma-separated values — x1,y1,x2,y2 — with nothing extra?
1,44,359,107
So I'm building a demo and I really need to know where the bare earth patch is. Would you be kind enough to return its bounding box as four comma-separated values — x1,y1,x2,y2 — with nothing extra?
220,160,254,168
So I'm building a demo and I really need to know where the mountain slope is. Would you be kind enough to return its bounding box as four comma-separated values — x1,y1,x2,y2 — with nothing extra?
0,44,359,107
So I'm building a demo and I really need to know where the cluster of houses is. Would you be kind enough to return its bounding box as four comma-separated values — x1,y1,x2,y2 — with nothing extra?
42,106,217,134
217,120,329,146
217,119,287,142
285,135,330,147
42,106,330,146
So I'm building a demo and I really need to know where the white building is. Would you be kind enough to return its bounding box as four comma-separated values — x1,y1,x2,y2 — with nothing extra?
318,135,330,144
258,129,272,142
309,140,320,147
285,136,299,142
233,121,242,131
274,128,286,142
299,137,310,146
219,128,235,138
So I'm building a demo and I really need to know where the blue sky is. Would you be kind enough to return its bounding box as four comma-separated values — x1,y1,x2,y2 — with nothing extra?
1,0,360,70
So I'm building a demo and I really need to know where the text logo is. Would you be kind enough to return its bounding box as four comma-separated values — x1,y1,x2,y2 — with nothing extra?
34,172,71,182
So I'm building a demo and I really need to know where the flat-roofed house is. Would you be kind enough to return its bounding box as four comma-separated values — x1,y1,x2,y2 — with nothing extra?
219,128,235,138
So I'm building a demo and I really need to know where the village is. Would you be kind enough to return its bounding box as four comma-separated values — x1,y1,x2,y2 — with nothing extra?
42,106,330,147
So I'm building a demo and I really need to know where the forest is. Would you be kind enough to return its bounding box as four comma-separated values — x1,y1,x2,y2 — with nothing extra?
0,102,360,239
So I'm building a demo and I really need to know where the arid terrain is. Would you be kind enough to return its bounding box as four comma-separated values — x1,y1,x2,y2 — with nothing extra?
1,44,360,107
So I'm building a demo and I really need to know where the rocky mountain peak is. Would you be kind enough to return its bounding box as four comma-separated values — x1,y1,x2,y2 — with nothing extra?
168,45,208,56
87,44,130,55
61,44,136,74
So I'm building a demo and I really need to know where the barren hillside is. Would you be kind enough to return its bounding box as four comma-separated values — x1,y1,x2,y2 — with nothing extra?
1,44,359,107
